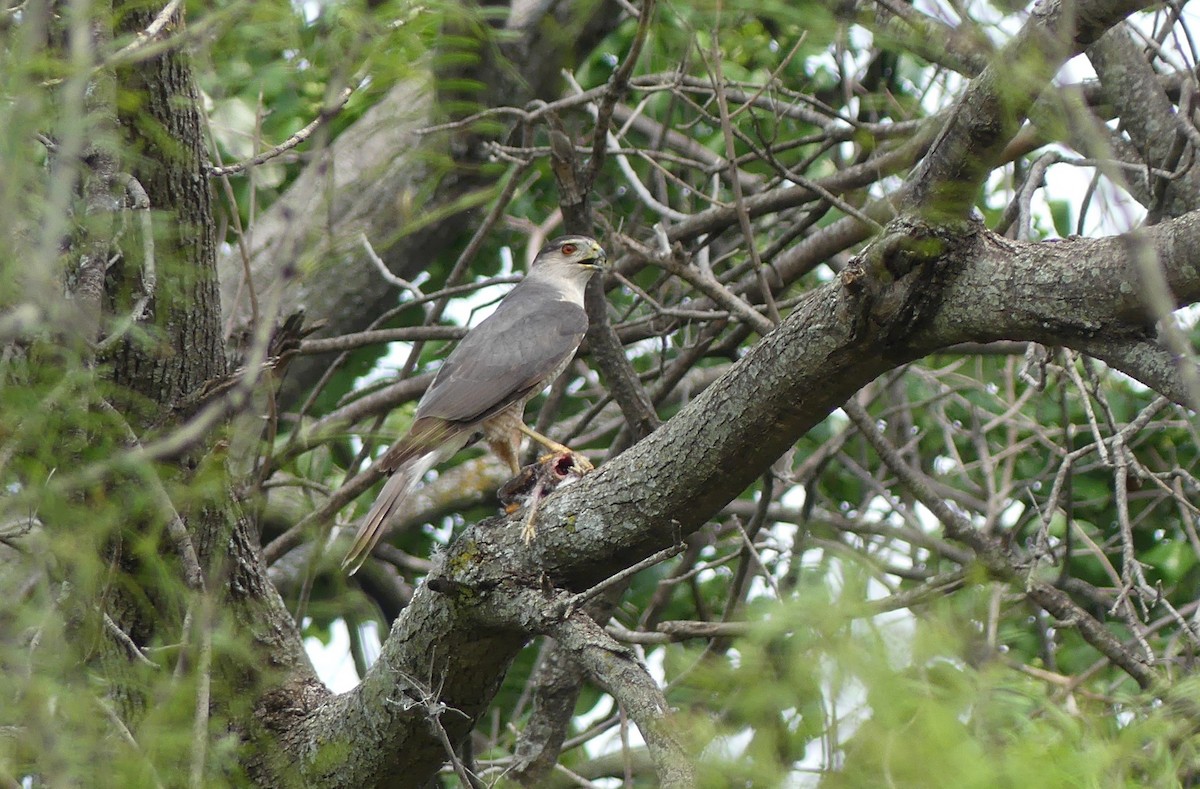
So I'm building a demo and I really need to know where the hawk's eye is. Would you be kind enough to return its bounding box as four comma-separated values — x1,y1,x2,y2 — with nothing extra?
560,243,577,255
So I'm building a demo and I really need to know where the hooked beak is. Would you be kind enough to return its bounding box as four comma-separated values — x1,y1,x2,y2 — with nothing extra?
583,242,608,269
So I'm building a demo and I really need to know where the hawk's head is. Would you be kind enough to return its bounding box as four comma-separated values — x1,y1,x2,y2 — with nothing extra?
536,235,607,271
528,235,607,300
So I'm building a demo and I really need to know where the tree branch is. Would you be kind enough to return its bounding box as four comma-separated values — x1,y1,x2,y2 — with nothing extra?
907,0,1151,218
548,608,693,788
277,202,1200,782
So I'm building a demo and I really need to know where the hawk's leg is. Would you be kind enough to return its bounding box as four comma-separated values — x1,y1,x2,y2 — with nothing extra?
516,422,594,471
495,451,594,543
521,483,547,544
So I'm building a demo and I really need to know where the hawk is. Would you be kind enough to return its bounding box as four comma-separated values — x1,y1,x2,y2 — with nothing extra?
341,235,607,574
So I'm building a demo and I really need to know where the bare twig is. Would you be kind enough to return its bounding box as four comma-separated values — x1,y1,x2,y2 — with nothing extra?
189,596,214,789
842,398,1159,689
566,542,686,613
107,0,184,64
583,0,656,192
209,86,356,177
96,697,166,789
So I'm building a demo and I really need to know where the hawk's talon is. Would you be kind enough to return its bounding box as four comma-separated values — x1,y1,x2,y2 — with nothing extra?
521,517,538,544
516,450,592,544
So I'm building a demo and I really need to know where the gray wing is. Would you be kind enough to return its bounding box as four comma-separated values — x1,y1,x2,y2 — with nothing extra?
416,280,588,425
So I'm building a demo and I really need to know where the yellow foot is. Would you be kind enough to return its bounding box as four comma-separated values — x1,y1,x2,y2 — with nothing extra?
514,451,594,545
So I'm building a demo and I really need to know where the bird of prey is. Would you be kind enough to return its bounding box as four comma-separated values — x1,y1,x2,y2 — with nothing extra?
341,235,607,574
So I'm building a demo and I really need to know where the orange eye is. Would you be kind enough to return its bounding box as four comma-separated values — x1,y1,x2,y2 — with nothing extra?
561,243,577,255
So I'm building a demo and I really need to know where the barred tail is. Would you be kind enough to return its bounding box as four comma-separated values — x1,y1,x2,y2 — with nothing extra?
341,452,439,575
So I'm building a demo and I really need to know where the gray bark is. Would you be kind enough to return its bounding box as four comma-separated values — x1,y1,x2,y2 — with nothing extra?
275,204,1200,784
255,2,1200,784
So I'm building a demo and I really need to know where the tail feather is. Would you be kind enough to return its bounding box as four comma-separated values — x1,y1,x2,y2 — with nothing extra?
341,452,437,575
342,420,468,575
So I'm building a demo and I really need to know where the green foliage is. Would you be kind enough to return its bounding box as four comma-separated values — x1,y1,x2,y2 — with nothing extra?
678,586,1197,787
0,346,279,784
7,0,1200,785
202,0,444,225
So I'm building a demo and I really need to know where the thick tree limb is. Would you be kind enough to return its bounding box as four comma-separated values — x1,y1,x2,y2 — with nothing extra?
509,638,589,785
259,3,1198,783
548,608,693,788
274,196,1200,784
908,0,1150,217
1088,24,1200,220
1077,335,1199,410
